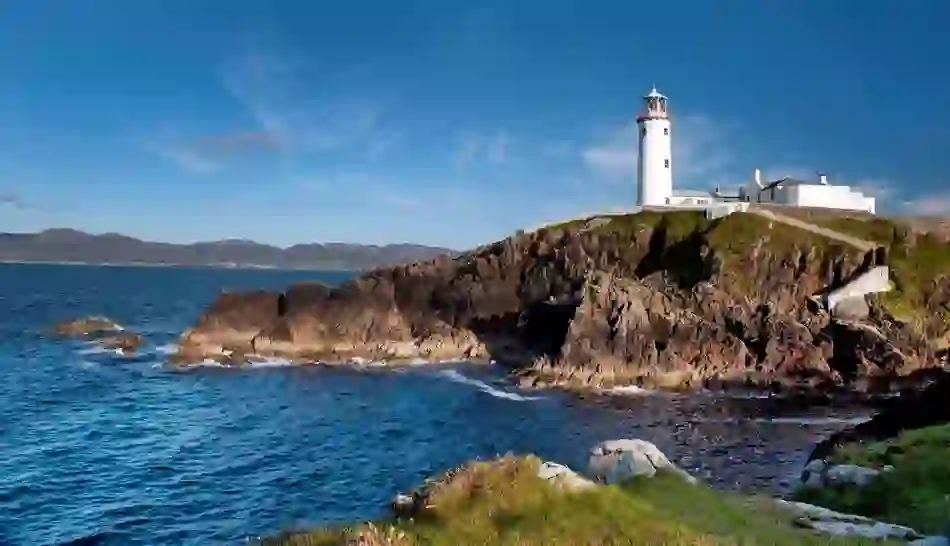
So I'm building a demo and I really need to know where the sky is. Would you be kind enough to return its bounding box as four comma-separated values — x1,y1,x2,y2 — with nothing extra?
1,1,948,249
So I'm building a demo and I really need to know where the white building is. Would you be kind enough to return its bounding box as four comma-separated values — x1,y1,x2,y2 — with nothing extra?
750,169,875,214
636,87,673,206
631,86,875,216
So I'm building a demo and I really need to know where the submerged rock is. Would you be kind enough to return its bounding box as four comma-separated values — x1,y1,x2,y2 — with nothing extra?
51,315,144,355
588,438,698,485
52,316,123,337
98,332,143,354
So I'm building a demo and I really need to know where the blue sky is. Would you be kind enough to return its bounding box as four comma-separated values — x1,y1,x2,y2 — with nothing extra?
1,1,948,249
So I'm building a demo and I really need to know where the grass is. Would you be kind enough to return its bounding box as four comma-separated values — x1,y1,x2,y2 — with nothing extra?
794,424,950,535
263,455,898,546
810,216,950,324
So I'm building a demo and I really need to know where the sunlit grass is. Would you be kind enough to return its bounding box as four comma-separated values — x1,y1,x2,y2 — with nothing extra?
794,424,950,535
264,455,898,545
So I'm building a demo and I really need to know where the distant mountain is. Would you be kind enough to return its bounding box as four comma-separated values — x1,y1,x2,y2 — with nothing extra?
0,229,456,270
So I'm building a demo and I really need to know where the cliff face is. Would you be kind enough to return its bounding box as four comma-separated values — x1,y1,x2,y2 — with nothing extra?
175,211,947,393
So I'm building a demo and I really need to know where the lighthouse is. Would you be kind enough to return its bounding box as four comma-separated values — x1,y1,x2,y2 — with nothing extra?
636,86,673,206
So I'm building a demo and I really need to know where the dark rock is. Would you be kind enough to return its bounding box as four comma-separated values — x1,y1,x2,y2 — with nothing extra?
173,212,942,394
98,332,143,353
807,370,950,462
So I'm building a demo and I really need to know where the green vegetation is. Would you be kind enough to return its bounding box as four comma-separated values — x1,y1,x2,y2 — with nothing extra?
812,216,950,323
794,424,950,535
264,455,896,546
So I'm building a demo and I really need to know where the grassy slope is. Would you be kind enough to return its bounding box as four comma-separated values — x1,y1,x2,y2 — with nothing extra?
551,210,948,324
811,216,950,324
265,456,896,546
794,424,950,535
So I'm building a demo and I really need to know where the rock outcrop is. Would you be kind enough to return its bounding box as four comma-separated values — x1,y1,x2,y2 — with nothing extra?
174,211,945,393
775,499,923,541
807,369,950,462
587,438,698,485
51,315,143,354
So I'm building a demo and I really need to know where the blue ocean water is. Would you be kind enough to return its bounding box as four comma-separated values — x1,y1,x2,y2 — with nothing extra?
0,263,873,546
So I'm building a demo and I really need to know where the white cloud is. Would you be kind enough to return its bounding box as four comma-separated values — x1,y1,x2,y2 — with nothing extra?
453,132,481,168
143,141,219,174
486,131,509,164
0,190,31,209
902,191,950,216
853,179,896,200
220,47,401,160
541,141,574,159
581,114,736,189
452,130,511,168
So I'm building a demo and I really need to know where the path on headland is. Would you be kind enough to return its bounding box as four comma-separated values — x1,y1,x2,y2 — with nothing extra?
747,207,878,252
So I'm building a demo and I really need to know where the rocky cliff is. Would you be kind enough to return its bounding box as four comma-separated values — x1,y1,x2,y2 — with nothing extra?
174,210,949,394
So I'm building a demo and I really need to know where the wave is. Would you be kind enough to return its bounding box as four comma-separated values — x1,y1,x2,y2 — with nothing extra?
154,343,178,356
601,385,652,396
437,369,540,402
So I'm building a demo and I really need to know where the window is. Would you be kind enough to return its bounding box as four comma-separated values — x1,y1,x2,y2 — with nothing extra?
664,159,670,168
641,127,646,137
663,127,669,135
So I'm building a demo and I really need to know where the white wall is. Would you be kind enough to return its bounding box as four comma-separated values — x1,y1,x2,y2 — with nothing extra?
666,195,715,206
637,118,673,206
787,185,875,214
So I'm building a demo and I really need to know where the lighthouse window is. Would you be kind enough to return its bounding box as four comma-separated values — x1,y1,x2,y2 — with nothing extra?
664,159,670,168
663,128,669,135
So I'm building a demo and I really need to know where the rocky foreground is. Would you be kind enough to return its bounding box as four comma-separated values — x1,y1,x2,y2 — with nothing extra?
264,437,940,545
173,210,950,394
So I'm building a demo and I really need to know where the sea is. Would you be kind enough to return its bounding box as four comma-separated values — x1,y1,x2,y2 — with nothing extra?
0,263,875,546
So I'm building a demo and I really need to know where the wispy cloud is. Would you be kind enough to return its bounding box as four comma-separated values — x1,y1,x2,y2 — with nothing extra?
902,191,950,216
453,130,511,168
143,141,220,174
220,47,401,160
486,131,509,165
580,122,637,180
582,114,737,187
541,141,574,159
194,131,279,154
0,190,32,210
453,132,481,168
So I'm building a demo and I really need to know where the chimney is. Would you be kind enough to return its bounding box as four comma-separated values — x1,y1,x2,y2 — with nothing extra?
753,168,763,188
818,173,828,185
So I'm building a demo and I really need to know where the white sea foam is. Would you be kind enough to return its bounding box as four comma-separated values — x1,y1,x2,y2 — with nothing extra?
155,343,179,355
602,385,652,396
438,369,540,401
77,343,111,356
246,357,295,368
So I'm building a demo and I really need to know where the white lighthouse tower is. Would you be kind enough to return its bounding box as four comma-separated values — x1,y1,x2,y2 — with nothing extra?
636,86,673,206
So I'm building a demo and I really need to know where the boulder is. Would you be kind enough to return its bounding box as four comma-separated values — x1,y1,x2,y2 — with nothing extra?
776,499,922,540
587,439,697,485
824,464,881,488
796,459,884,490
536,461,597,491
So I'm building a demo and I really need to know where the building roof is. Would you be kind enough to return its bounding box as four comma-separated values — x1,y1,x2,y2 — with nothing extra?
645,86,666,99
760,177,814,192
672,189,714,198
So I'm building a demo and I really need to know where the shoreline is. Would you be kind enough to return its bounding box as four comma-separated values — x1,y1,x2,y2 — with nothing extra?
0,259,358,272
